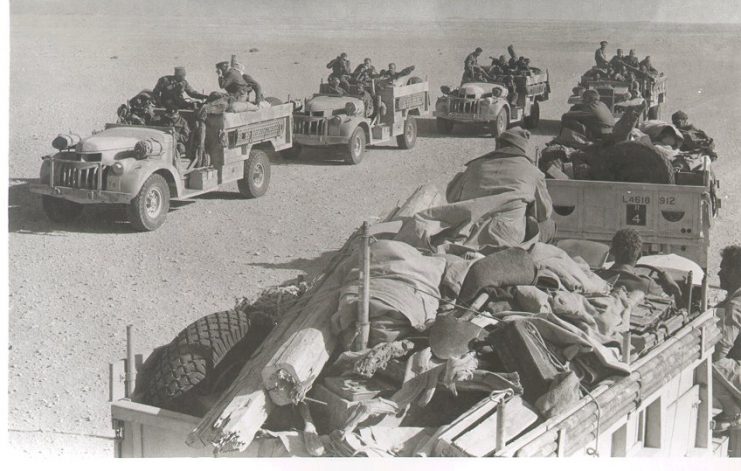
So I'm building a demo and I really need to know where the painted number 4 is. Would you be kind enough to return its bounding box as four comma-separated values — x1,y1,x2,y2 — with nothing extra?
626,204,647,226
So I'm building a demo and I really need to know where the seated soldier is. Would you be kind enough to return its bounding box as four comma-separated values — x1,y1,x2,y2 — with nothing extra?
117,91,155,125
596,228,682,304
151,107,191,157
378,63,416,84
624,49,640,68
216,61,252,102
326,75,348,96
352,58,377,86
639,56,658,75
672,110,717,160
561,89,615,140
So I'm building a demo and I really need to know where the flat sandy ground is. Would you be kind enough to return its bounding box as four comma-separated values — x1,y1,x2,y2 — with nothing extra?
7,15,741,456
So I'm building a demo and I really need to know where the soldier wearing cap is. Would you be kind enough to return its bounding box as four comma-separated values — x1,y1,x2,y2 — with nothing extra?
446,127,554,243
625,49,640,68
594,41,609,69
153,67,208,109
151,106,191,157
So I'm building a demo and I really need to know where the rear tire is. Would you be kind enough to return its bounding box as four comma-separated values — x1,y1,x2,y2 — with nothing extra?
523,101,540,129
133,309,274,416
343,127,366,165
396,116,418,149
492,109,508,137
436,117,454,134
127,173,169,232
238,149,271,198
41,195,83,223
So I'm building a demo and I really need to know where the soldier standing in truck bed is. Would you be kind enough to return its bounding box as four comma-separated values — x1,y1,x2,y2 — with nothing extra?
153,67,208,109
594,41,609,69
463,47,486,82
327,52,352,88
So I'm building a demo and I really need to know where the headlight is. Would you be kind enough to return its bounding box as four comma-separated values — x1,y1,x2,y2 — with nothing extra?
344,102,357,116
112,162,125,175
51,133,80,150
330,115,342,125
440,85,451,95
133,138,163,159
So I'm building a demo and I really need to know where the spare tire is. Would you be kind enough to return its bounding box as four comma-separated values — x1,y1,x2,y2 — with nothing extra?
591,141,675,185
133,309,275,416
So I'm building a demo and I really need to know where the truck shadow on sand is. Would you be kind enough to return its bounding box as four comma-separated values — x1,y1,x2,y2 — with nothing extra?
8,178,192,235
247,250,338,280
416,117,561,139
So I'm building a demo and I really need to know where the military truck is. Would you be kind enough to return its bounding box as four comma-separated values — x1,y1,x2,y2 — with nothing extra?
568,73,667,120
288,77,430,164
30,103,294,231
434,70,550,137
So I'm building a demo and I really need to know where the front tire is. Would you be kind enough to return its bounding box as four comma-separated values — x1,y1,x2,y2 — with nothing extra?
343,127,366,165
396,116,418,149
238,148,271,198
436,117,454,134
128,173,170,231
523,101,540,129
41,195,83,223
492,109,508,137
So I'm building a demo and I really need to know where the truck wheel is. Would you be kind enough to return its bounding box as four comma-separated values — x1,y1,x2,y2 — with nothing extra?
396,116,418,149
132,309,274,416
492,109,508,137
436,118,454,134
343,127,366,165
41,195,84,223
281,143,302,160
524,101,540,129
127,173,169,231
238,149,271,198
648,103,662,120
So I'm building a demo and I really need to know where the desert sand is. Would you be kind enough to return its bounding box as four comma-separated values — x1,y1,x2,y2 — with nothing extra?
7,15,741,456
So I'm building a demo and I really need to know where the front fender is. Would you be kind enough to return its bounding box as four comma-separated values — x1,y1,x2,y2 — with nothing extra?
107,159,181,197
338,117,367,138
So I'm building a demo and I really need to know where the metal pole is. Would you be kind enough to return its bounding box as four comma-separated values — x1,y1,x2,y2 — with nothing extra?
355,221,371,351
125,324,135,398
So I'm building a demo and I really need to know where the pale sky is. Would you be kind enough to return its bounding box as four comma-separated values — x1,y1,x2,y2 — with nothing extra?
10,0,741,24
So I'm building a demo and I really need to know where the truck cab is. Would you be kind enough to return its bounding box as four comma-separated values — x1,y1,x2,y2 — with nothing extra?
289,77,430,164
30,103,294,231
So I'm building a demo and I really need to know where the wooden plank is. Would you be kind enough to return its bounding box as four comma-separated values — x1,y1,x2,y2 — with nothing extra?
694,355,712,449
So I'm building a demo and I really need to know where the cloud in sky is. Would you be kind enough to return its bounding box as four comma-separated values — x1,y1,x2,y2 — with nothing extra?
10,0,741,24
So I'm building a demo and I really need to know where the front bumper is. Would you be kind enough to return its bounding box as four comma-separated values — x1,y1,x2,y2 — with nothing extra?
433,110,491,123
293,134,348,146
29,183,132,204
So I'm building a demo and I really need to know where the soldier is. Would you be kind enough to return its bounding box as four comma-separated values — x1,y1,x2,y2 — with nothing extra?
463,47,486,82
151,107,191,157
379,63,415,82
233,62,264,103
352,57,377,85
327,52,352,87
671,110,717,159
625,49,640,68
503,75,519,105
609,48,626,77
326,75,347,96
594,40,609,69
712,245,741,430
117,91,155,125
561,89,615,140
639,56,658,75
216,61,253,102
153,67,208,110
